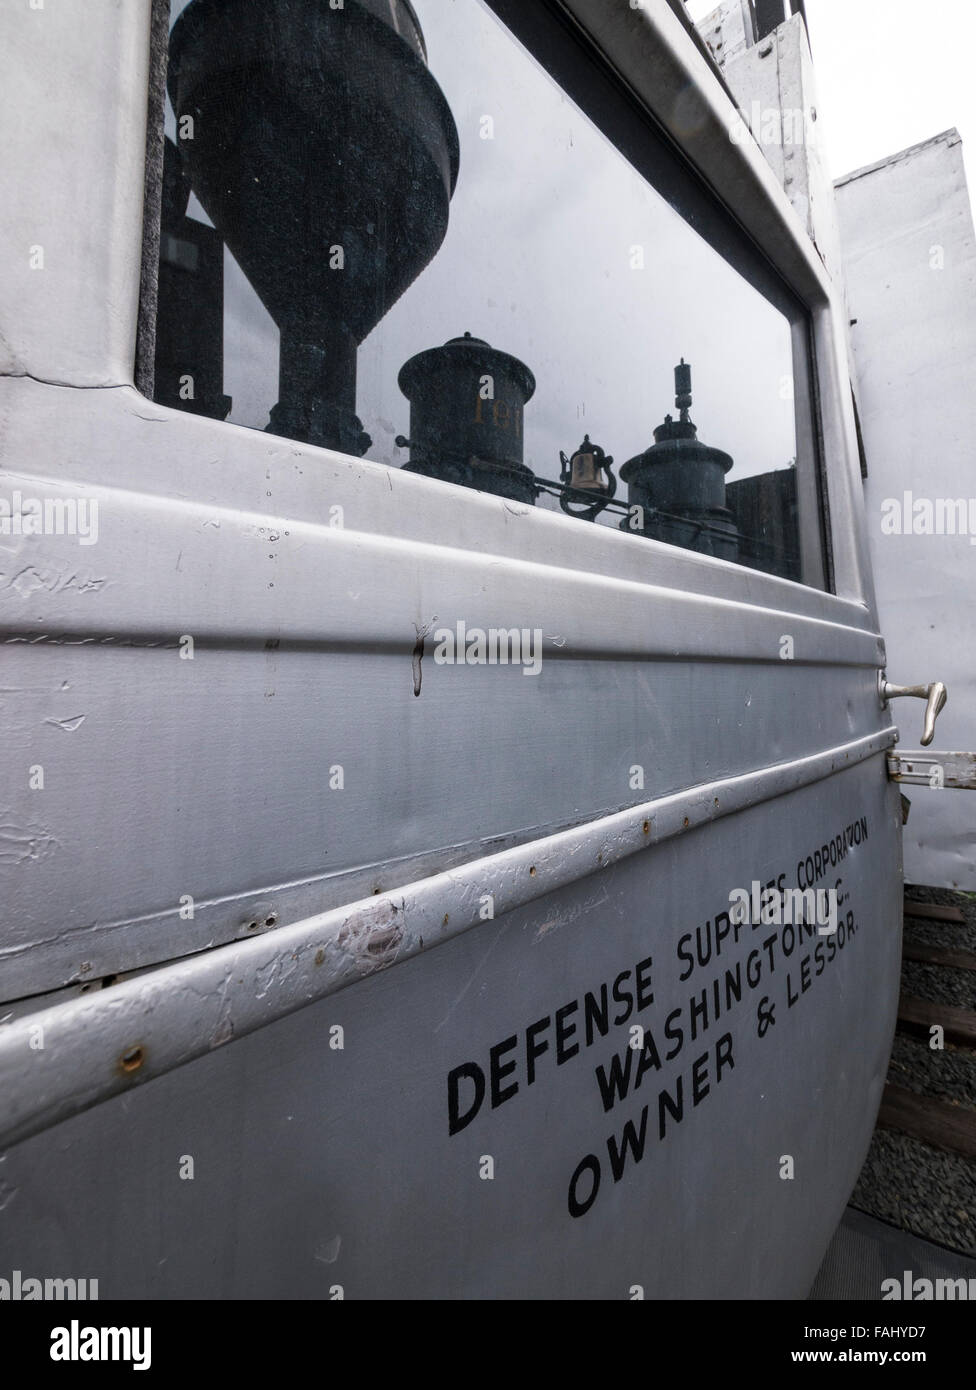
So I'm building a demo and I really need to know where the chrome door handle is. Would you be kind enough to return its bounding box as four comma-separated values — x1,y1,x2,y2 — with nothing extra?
878,674,948,747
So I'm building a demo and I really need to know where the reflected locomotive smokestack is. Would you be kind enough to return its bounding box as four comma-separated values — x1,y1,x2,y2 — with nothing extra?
620,360,739,560
397,332,537,503
168,0,460,456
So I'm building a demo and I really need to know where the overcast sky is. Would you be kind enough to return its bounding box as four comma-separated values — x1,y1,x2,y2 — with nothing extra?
685,0,976,190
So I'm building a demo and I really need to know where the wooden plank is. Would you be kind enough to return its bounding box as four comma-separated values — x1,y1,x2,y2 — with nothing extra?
902,941,976,972
903,900,966,924
877,1084,976,1160
897,994,976,1048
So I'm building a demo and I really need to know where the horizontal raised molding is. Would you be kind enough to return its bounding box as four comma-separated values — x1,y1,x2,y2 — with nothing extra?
0,726,895,1149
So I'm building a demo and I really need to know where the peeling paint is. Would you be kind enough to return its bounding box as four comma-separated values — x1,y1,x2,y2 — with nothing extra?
0,566,107,598
336,898,403,970
43,714,86,733
0,816,60,867
255,958,278,1000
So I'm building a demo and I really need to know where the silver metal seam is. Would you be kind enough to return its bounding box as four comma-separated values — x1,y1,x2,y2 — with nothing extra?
0,725,895,1150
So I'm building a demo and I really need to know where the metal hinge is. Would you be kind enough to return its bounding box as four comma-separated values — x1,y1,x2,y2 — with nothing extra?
886,751,976,790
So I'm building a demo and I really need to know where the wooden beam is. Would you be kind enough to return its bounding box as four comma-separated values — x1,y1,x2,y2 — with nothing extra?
897,995,976,1048
902,941,976,972
903,900,966,924
878,1085,976,1160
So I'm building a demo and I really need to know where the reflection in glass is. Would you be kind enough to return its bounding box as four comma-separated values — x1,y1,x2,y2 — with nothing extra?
153,0,818,586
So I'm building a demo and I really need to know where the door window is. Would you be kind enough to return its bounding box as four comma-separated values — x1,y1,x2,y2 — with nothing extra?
149,0,828,588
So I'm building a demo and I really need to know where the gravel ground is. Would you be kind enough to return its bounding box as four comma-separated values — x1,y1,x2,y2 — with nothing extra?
901,959,976,1010
904,883,976,953
887,1033,976,1108
904,917,976,952
852,1129,976,1257
849,885,976,1257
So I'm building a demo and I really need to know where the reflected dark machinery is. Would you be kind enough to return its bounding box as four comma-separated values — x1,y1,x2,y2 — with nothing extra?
397,333,537,503
168,0,460,456
619,360,739,561
154,137,232,422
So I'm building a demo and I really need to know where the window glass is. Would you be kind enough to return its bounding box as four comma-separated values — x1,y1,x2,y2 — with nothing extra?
153,0,825,587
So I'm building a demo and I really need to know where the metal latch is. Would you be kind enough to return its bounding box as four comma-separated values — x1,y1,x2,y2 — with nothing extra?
878,673,947,747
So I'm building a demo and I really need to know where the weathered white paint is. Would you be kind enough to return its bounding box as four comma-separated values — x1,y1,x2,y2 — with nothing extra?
0,0,151,386
720,11,862,414
693,1,756,68
836,130,976,888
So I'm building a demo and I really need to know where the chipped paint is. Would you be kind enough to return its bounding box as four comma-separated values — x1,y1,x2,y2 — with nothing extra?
0,816,60,867
0,565,107,598
43,714,86,733
336,898,404,969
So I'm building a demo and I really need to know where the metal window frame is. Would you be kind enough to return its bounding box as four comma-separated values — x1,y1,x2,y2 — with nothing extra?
543,0,874,612
484,0,831,590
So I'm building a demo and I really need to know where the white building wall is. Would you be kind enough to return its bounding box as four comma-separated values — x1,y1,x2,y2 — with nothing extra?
835,131,976,888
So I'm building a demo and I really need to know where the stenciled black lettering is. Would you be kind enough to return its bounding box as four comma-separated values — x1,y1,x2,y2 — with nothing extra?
595,1046,634,1113
525,1015,550,1086
489,1035,519,1108
635,955,654,1011
568,1154,601,1218
676,934,695,982
448,1062,485,1136
555,1000,580,1064
607,1105,649,1182
611,969,635,1027
583,986,609,1047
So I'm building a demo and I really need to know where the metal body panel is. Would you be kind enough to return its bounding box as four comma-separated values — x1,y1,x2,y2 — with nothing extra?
0,755,901,1299
0,725,895,1149
0,0,903,1298
0,376,887,998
